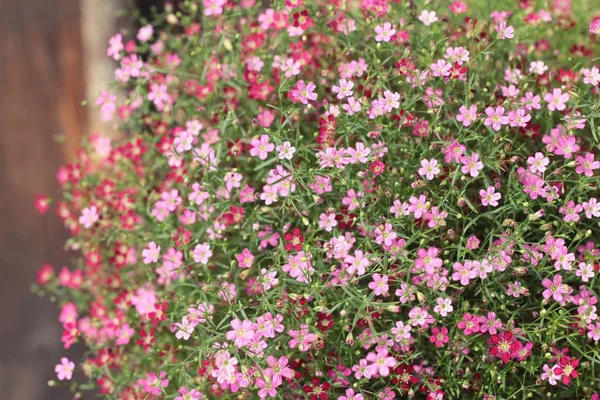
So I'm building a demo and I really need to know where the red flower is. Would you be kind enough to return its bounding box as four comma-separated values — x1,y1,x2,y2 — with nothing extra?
336,207,356,230
137,328,155,352
556,356,579,385
488,331,520,363
302,378,330,400
316,312,334,332
36,264,55,284
222,205,245,226
369,160,385,175
293,10,313,30
34,195,51,214
392,364,419,389
284,228,304,251
148,302,168,326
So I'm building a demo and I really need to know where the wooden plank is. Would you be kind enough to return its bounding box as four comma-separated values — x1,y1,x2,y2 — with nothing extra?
0,0,86,398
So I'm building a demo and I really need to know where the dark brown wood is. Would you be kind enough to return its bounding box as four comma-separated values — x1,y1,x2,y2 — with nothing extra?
0,0,87,398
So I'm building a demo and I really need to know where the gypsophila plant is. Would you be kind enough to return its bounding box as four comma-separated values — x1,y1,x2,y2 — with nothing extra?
33,0,600,398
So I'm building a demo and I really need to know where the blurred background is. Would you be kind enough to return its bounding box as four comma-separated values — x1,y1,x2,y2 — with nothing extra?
0,0,162,398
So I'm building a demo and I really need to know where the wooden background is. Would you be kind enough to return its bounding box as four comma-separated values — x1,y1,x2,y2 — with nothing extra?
0,0,171,398
0,0,86,399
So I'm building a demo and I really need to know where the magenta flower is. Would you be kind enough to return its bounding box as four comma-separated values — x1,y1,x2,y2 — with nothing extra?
236,248,255,269
457,313,480,335
429,326,449,347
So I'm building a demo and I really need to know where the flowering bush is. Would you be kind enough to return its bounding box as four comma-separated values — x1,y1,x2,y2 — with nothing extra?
33,0,600,399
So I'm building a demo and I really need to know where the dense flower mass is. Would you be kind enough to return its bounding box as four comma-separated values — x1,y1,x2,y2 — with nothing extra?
33,0,600,398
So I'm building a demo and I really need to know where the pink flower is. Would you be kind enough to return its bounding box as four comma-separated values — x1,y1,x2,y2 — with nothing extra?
583,198,600,218
544,88,570,111
366,348,396,376
508,108,531,127
415,247,443,275
174,317,194,340
495,21,514,39
418,158,441,180
142,241,161,264
256,377,278,398
456,105,477,127
347,142,371,164
479,312,502,335
391,321,412,341
174,131,194,153
264,356,294,385
484,106,509,131
374,223,397,247
55,357,75,381
590,19,600,36
430,59,452,77
175,387,202,400
575,153,600,177
461,152,484,177
79,206,99,228
374,22,395,42
344,250,370,276
226,318,255,347
236,248,255,269
368,273,389,296
107,34,124,60
193,243,212,265
277,141,296,160
434,297,453,317
452,261,477,286
588,322,600,341
332,79,354,99
542,274,570,303
480,186,501,207
250,134,275,160
559,200,583,222
339,388,364,400
555,135,579,159
137,24,154,42
541,364,561,385
292,80,317,104
288,324,315,351
527,152,550,173
408,195,428,218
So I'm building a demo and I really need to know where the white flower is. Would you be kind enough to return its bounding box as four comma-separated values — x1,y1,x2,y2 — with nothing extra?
419,10,438,26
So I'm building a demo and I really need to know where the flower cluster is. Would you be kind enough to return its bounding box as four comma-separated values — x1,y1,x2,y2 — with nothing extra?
34,0,600,399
